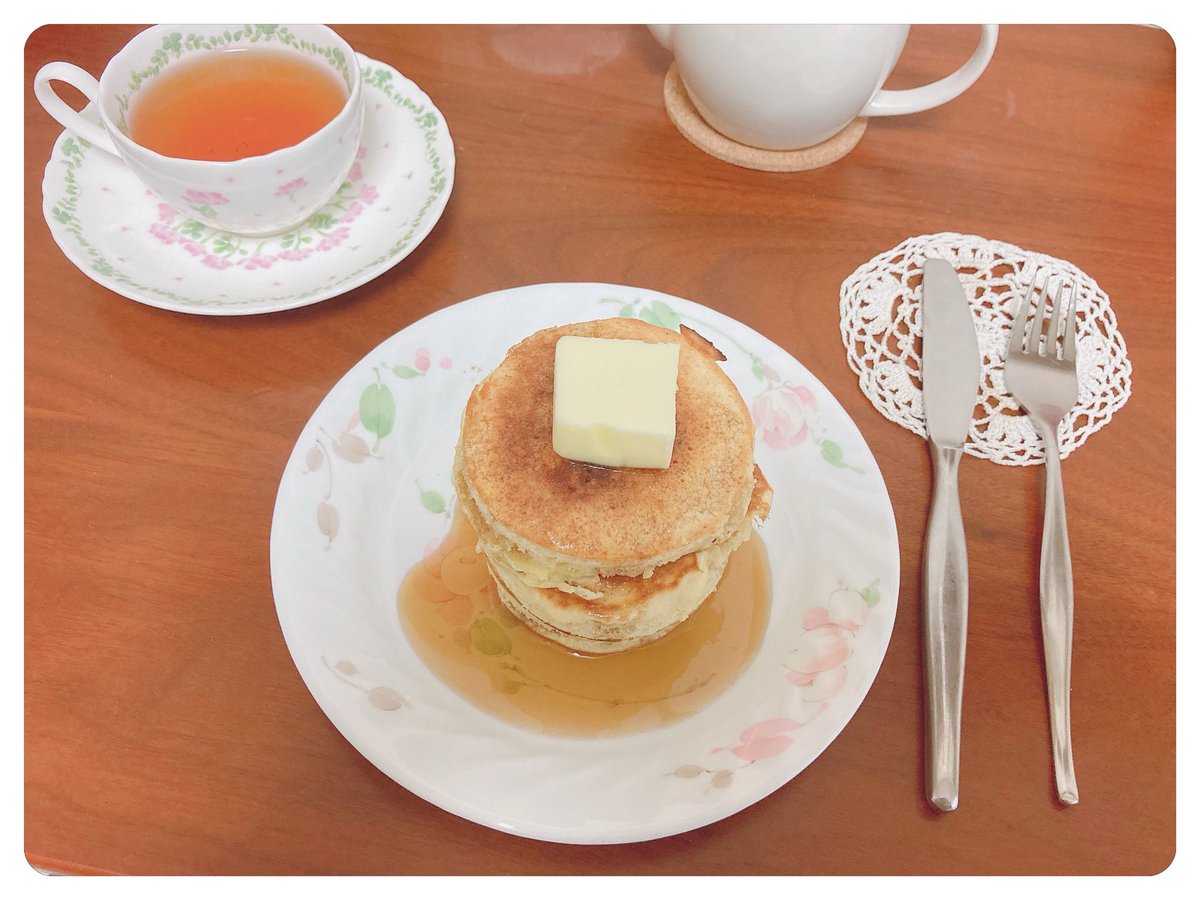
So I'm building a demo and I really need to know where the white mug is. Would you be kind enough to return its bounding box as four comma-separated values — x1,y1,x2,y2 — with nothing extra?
650,24,999,151
35,24,365,236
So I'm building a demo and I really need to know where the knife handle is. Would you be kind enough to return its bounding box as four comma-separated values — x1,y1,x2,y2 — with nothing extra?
923,443,970,812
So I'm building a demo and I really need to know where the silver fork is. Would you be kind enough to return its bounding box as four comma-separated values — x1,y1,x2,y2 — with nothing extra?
1004,275,1080,806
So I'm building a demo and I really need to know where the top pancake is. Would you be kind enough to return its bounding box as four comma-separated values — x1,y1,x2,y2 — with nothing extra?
458,317,756,572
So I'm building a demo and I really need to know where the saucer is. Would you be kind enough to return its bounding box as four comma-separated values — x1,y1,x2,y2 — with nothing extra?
270,283,900,843
40,55,455,316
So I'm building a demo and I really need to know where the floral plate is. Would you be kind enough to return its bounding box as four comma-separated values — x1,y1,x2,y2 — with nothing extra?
40,55,454,315
269,283,899,844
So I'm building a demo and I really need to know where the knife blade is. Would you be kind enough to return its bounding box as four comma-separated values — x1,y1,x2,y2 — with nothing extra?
920,257,981,812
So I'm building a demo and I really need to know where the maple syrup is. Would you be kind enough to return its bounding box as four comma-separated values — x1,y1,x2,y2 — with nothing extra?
398,510,771,737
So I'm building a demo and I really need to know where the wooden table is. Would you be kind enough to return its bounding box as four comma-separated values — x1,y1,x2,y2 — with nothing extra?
24,24,1175,876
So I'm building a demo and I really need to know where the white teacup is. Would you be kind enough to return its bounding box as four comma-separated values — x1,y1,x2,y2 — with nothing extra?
35,24,365,236
650,24,999,151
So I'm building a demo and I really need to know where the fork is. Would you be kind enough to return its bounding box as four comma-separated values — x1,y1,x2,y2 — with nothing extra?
1004,275,1080,806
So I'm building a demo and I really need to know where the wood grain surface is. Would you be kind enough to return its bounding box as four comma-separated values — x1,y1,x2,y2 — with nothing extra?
24,24,1176,876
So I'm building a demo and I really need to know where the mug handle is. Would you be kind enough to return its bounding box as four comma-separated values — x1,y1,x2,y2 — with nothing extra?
34,62,120,155
862,25,999,116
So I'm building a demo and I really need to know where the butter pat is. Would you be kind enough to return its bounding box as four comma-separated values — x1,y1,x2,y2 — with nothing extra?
553,336,680,469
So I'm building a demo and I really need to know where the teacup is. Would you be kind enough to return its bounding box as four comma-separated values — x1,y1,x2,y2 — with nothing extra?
35,24,365,236
650,24,999,151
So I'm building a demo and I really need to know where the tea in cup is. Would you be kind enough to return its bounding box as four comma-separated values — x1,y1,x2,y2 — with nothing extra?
35,24,365,236
649,24,998,151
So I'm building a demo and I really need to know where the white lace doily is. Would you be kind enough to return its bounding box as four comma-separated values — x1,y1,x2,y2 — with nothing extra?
839,233,1132,465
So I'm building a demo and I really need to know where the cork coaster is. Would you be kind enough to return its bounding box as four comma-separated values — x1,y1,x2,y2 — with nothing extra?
663,63,868,172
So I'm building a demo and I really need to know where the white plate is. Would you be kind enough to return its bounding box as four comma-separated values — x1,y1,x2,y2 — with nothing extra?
270,283,899,843
40,55,454,315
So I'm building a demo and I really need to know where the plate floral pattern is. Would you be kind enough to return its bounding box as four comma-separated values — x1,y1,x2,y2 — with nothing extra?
270,284,899,844
40,55,454,315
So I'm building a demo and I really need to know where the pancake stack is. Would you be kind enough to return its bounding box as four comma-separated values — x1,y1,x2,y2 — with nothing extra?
453,317,771,654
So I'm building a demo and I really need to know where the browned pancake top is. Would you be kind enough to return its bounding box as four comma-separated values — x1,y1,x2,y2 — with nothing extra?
459,317,755,565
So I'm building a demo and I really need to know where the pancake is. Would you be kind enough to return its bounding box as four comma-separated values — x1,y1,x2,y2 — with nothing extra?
475,466,771,653
454,316,771,654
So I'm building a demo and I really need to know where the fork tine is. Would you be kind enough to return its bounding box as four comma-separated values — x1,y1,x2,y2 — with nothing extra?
1062,282,1079,362
1048,281,1068,359
1009,278,1037,357
1034,278,1053,357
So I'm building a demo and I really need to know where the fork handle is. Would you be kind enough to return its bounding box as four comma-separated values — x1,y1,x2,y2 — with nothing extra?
923,443,970,812
1036,421,1079,805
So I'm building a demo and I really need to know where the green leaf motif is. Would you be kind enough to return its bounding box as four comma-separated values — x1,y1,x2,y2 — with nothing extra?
650,299,682,330
392,364,423,379
359,383,395,440
418,485,446,514
618,303,634,318
820,439,848,468
212,235,240,256
639,308,665,327
470,617,512,656
860,580,881,608
819,439,864,474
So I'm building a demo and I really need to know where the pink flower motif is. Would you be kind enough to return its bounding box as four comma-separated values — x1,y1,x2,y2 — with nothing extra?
278,249,313,261
415,348,432,372
785,670,816,688
828,589,870,632
182,241,204,257
242,254,275,270
751,383,819,450
276,177,308,197
348,162,364,181
316,226,352,252
791,666,848,703
202,254,232,269
157,204,176,224
356,145,367,160
786,623,855,676
149,222,178,245
341,201,364,223
801,607,833,630
359,184,380,204
439,357,453,370
184,189,228,206
730,718,804,761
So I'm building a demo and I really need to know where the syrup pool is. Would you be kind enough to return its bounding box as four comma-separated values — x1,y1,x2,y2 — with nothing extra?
398,510,771,737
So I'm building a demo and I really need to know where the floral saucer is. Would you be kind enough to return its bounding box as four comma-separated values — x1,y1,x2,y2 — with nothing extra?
270,284,900,843
40,55,454,316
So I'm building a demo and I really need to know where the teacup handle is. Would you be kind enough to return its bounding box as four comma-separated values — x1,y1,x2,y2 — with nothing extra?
863,25,999,116
34,62,120,155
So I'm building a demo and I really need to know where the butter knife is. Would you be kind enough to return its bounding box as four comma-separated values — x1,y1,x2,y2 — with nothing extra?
920,258,981,812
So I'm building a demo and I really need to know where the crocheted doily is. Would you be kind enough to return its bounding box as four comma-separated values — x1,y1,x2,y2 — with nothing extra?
839,233,1132,465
